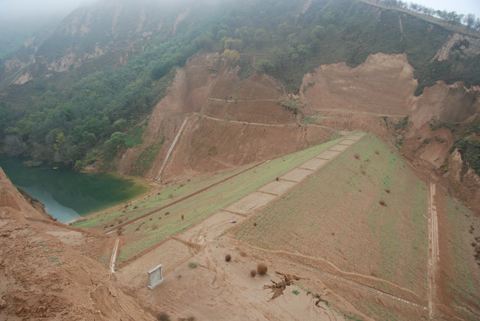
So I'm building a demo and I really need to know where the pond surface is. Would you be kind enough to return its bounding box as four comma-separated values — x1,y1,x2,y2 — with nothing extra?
0,158,146,223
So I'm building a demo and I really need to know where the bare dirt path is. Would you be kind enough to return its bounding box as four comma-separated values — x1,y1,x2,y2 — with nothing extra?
156,116,189,181
428,182,439,320
110,238,120,273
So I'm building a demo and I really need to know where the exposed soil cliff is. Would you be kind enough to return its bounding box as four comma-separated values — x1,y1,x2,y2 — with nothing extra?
300,53,480,212
118,54,335,182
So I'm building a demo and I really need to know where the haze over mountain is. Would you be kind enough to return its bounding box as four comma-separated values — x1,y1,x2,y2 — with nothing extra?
0,0,479,320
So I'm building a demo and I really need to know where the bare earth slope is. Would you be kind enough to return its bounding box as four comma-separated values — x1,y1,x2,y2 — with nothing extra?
300,52,480,212
301,53,418,116
0,168,155,321
118,54,335,182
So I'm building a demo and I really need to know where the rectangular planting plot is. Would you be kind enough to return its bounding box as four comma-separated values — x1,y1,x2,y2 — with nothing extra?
259,180,297,196
317,150,342,160
225,192,277,215
338,139,357,146
177,211,245,244
329,144,349,152
299,158,329,171
280,168,314,183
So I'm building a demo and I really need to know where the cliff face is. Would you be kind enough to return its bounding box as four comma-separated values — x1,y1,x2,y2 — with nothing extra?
300,53,480,212
0,168,155,321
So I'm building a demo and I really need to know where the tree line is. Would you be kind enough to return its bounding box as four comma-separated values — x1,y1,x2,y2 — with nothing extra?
376,0,480,31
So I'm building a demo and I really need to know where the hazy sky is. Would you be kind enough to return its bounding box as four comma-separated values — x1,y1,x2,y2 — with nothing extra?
0,0,92,19
0,0,479,20
410,0,480,16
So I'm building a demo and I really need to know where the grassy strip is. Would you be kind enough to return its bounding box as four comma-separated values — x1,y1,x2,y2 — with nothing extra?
117,137,341,262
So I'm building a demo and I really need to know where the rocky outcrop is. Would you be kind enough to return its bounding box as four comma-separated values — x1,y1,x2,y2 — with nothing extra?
433,33,480,62
447,150,480,212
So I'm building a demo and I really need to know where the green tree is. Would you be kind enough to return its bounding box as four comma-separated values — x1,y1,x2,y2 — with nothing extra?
104,132,127,159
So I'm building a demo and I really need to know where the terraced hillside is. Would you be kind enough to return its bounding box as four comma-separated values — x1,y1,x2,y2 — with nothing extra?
75,135,342,263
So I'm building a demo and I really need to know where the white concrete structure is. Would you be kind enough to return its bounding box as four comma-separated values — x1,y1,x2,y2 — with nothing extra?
147,264,164,289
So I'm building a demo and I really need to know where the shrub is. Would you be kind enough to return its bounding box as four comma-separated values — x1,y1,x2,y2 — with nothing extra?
257,263,268,276
225,254,232,262
157,312,171,321
188,262,198,269
379,200,387,207
250,270,257,278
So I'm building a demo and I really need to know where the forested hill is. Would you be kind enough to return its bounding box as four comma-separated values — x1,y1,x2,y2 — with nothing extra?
0,0,479,169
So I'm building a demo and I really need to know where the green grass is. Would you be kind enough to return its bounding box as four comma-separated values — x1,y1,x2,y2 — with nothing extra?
125,125,145,148
73,165,251,229
115,136,341,262
234,134,428,294
444,197,480,317
132,140,164,175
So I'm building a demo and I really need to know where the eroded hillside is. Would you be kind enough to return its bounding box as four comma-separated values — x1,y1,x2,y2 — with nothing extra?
117,54,335,181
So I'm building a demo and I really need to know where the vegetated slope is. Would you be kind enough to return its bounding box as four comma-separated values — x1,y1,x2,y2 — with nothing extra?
76,137,340,264
0,168,156,321
437,192,480,321
234,135,430,321
1,0,479,171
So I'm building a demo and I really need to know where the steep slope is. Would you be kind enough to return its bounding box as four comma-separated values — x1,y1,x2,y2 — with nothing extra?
300,52,480,211
2,0,480,171
117,53,334,181
0,168,156,321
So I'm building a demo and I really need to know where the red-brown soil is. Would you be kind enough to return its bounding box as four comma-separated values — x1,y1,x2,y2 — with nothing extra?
164,114,333,181
300,53,480,212
118,53,334,182
301,53,417,116
0,168,156,321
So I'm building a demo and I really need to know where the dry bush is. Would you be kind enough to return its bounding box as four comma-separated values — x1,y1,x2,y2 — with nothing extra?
157,312,171,321
354,153,360,160
225,254,232,262
379,200,387,207
385,189,391,194
250,270,257,278
375,150,380,155
257,263,268,276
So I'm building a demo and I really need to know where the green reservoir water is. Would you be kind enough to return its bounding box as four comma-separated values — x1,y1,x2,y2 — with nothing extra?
0,158,146,223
